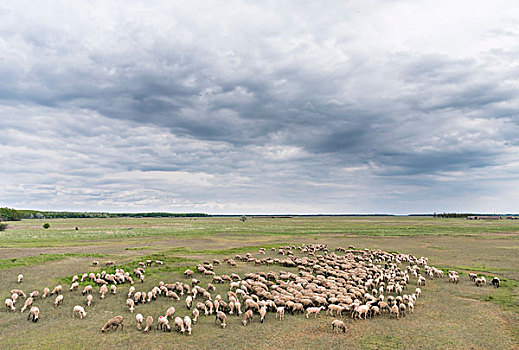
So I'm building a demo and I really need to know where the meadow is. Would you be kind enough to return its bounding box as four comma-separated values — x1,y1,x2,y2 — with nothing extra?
0,216,517,349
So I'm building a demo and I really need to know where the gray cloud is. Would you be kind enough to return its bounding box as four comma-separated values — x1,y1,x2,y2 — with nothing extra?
0,0,518,213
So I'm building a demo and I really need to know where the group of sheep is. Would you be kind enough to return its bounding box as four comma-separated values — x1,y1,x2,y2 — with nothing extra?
6,244,502,337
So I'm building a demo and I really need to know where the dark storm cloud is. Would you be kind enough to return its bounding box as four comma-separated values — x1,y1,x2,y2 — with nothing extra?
0,0,518,213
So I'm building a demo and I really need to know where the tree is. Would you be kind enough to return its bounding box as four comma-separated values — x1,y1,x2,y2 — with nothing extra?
42,223,50,229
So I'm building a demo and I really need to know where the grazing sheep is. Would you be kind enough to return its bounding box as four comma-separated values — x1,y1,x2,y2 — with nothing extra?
242,309,253,325
165,306,176,319
92,260,99,266
20,297,34,313
54,295,64,307
192,308,200,324
82,285,93,295
390,305,400,319
259,306,267,323
11,289,26,298
126,299,135,313
30,290,39,299
475,277,486,287
306,306,325,319
5,298,15,312
50,285,62,295
186,295,193,310
184,316,192,335
331,319,347,333
72,305,87,319
17,274,23,283
174,316,185,333
469,273,477,282
144,316,153,332
70,282,79,292
215,311,227,329
276,306,285,320
42,287,50,299
101,316,124,332
28,306,39,322
100,285,108,299
205,300,214,315
110,285,117,294
72,275,79,283
136,313,144,330
157,316,171,332
128,286,135,298
492,277,500,288
86,294,93,307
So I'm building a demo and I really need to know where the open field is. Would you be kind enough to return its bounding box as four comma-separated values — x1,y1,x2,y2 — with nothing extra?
0,216,518,349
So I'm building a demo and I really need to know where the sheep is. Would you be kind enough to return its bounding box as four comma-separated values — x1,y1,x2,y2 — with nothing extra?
327,304,345,317
184,316,192,335
128,286,135,298
5,298,15,312
331,319,347,333
20,297,34,313
81,285,93,296
144,316,153,332
92,260,99,266
306,306,325,319
174,316,185,333
54,295,64,307
165,306,176,319
126,299,135,313
469,273,477,282
28,306,39,322
352,304,369,320
415,288,421,298
390,305,400,319
185,309,197,327
86,294,93,307
276,306,285,320
73,305,87,319
30,290,39,299
205,300,214,315
110,285,117,294
157,316,171,332
215,311,227,329
101,316,124,332
136,313,144,330
72,275,79,283
259,306,267,323
186,295,193,310
70,282,79,292
492,277,500,288
17,274,23,283
242,309,253,325
100,285,108,299
42,287,50,299
50,285,62,295
11,289,26,298
475,277,486,287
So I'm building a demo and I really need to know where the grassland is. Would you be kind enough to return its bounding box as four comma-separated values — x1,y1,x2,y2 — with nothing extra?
0,216,517,349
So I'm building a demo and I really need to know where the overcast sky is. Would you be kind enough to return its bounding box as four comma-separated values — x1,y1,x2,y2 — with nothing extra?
1,1,518,214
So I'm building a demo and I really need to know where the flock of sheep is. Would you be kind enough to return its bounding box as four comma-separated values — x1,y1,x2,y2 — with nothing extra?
5,244,500,336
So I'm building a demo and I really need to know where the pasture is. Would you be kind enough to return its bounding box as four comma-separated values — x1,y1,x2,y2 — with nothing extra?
0,216,517,349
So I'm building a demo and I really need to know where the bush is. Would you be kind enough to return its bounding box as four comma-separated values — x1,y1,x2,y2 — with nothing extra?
42,223,50,229
0,223,7,231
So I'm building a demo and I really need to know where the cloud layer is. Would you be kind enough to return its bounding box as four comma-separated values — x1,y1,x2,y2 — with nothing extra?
1,1,518,213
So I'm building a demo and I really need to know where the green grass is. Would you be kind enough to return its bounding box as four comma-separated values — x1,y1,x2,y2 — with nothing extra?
0,216,517,349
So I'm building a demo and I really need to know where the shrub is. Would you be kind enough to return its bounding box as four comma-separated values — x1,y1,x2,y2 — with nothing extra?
42,223,50,229
0,223,7,231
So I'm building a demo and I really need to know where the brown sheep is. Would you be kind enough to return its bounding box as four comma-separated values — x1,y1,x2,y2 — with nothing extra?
101,316,124,332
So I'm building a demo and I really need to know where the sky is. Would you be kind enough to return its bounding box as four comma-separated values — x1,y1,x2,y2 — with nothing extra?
1,1,519,214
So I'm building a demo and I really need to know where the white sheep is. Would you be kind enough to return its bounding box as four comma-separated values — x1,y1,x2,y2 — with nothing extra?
331,319,347,333
17,274,23,283
259,306,267,323
242,309,253,325
136,313,144,330
215,311,226,329
110,285,117,294
42,287,50,299
82,285,93,295
72,305,87,319
54,294,64,307
5,298,15,312
186,295,193,309
184,316,192,335
165,306,176,319
51,285,62,295
306,306,325,319
157,316,171,332
192,308,200,324
126,299,135,313
20,297,34,313
128,286,135,298
144,316,153,332
70,282,79,292
100,285,108,299
276,306,285,320
86,294,93,307
28,306,39,322
174,316,185,333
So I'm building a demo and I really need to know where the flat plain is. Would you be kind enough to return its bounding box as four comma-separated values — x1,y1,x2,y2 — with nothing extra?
0,216,517,349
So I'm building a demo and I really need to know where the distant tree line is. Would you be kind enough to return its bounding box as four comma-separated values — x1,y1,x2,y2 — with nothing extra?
0,208,210,220
433,212,502,218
